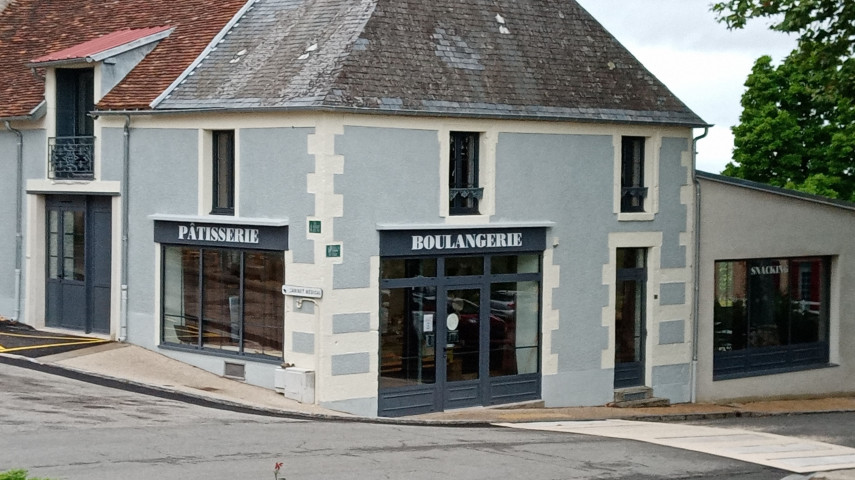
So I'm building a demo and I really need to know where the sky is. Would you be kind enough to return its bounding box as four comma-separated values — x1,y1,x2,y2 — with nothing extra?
575,0,797,173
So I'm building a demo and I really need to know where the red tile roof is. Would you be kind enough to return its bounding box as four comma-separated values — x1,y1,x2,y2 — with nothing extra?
30,26,173,65
0,0,247,118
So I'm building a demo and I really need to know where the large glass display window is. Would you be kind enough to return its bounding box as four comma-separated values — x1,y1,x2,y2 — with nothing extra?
713,256,830,378
162,246,284,360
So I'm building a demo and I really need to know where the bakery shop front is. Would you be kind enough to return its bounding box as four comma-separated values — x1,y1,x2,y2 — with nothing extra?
378,227,546,417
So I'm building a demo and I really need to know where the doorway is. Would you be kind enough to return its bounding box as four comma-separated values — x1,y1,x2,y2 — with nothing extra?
45,196,112,334
614,248,647,388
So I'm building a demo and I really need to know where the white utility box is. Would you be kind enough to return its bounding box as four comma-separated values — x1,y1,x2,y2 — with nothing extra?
274,367,315,404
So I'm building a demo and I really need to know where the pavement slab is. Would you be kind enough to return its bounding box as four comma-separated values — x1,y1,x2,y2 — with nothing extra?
497,420,855,475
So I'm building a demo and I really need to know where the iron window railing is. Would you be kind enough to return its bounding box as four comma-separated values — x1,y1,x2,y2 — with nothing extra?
49,136,95,180
620,186,648,212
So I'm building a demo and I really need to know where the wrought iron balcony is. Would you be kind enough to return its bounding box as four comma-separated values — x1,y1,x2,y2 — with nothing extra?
621,186,648,213
49,136,95,180
449,187,484,201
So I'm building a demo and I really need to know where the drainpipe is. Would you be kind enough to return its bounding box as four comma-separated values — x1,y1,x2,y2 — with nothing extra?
119,115,131,342
690,126,709,404
4,121,23,323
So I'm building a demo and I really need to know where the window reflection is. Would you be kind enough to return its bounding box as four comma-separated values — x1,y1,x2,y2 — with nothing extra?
714,256,829,376
490,281,539,377
380,287,437,387
161,246,284,360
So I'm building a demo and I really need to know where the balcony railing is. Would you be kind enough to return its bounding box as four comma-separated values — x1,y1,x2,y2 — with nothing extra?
49,136,95,180
620,186,648,213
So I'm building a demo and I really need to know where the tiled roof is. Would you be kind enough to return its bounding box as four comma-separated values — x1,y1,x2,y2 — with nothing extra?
30,26,173,66
0,0,247,119
157,0,707,127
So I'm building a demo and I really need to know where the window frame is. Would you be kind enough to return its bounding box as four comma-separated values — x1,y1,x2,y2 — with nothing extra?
160,245,284,362
449,131,483,216
620,136,647,213
211,130,235,216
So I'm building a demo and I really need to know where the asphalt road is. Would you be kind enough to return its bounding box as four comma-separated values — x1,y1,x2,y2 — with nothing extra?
0,362,793,480
686,413,855,449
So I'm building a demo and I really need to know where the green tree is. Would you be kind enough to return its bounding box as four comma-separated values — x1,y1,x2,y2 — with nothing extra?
713,0,855,201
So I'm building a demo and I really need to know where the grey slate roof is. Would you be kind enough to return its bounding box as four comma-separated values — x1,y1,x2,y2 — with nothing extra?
156,0,707,127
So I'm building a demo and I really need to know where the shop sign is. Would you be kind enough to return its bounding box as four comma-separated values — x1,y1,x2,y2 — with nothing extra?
750,264,789,275
154,220,288,251
282,285,323,298
380,227,546,257
411,232,523,251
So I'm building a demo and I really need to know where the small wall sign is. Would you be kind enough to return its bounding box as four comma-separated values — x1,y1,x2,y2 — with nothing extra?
326,245,341,258
282,285,323,298
309,220,322,234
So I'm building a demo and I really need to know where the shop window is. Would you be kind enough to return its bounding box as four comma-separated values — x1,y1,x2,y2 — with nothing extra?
713,257,830,379
449,131,482,215
489,281,540,377
161,246,283,360
379,286,438,388
212,130,235,215
620,136,647,213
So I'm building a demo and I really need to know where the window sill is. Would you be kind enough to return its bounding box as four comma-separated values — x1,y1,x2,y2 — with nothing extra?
617,212,654,222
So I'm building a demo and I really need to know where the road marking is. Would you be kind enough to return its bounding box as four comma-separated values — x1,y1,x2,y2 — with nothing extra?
0,338,107,354
0,331,100,340
497,419,855,474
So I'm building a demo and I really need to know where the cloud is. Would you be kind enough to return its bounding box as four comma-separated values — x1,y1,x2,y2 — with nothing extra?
575,0,797,173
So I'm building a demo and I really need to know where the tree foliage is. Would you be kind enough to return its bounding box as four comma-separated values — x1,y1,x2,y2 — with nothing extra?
713,0,855,201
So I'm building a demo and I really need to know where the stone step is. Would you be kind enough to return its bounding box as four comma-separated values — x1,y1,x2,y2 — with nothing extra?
614,386,654,403
610,396,671,408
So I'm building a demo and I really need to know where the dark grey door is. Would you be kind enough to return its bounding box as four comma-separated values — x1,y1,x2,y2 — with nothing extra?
46,196,111,334
614,248,647,389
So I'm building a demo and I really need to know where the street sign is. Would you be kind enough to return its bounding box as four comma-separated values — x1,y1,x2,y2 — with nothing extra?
281,285,323,298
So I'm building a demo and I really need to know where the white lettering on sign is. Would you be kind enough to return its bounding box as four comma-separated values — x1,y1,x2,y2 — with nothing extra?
282,285,323,298
750,265,789,275
411,232,523,251
178,225,260,244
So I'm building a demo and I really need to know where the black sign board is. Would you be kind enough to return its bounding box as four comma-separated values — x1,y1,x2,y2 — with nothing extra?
380,227,546,257
154,220,288,251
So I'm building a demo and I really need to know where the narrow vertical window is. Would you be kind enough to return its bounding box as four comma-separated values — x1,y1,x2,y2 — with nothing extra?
620,136,646,213
212,130,235,215
449,131,482,215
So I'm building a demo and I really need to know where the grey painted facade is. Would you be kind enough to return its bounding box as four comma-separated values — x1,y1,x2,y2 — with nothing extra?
239,127,315,263
0,132,18,317
334,127,440,289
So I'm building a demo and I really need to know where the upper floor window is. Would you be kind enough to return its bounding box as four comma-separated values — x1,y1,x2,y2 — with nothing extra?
449,131,482,215
211,130,235,215
620,136,647,213
50,68,95,179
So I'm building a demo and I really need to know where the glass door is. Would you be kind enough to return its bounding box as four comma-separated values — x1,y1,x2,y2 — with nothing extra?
614,248,647,388
46,203,87,330
442,286,484,410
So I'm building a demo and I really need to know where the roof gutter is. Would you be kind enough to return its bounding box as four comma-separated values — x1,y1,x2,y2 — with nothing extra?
689,126,709,404
4,121,24,323
96,105,711,129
